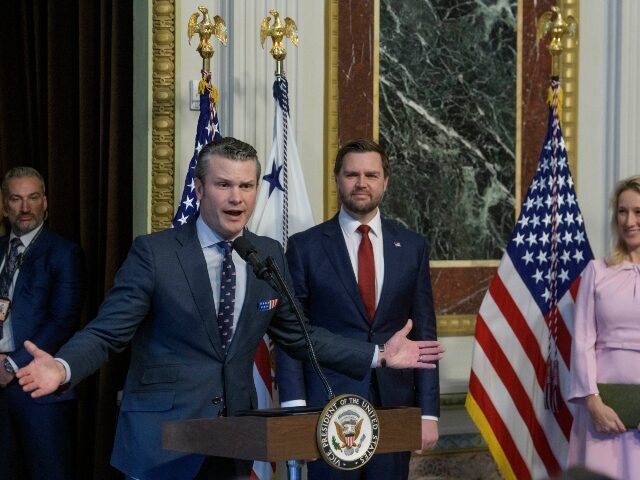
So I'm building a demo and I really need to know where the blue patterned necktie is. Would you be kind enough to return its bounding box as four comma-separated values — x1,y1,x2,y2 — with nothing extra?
0,237,23,298
0,237,23,340
216,241,236,352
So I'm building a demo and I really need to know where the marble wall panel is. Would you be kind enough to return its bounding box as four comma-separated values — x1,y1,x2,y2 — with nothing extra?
379,0,517,260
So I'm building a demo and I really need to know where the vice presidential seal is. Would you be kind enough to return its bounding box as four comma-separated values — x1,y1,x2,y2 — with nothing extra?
316,394,380,470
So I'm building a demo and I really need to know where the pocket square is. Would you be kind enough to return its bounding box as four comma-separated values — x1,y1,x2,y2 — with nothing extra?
257,298,280,311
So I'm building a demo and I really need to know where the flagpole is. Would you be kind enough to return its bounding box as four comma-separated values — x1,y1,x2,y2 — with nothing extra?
536,4,579,413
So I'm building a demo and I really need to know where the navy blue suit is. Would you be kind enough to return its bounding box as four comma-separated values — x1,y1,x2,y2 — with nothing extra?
54,221,375,479
276,215,439,479
0,229,85,480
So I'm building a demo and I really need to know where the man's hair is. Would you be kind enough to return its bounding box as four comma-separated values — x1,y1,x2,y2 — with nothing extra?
333,138,390,178
607,174,640,266
195,137,261,181
1,166,46,200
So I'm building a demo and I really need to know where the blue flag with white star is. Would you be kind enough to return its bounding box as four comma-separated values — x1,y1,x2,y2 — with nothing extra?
248,75,314,247
172,74,222,227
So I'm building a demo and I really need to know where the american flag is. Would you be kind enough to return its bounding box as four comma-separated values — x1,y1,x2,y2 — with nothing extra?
172,71,221,227
466,78,593,479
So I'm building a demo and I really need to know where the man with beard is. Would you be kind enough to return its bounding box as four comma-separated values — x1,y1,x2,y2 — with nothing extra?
277,139,440,480
0,167,85,479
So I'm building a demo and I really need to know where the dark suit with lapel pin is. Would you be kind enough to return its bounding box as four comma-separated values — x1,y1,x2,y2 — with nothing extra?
0,229,84,480
55,220,376,479
276,214,439,479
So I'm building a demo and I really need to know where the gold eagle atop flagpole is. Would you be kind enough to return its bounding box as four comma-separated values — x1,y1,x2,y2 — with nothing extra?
260,9,299,75
187,6,228,72
536,5,577,78
536,5,578,116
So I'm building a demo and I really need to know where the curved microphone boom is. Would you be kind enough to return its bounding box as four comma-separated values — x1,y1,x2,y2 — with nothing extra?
232,236,335,401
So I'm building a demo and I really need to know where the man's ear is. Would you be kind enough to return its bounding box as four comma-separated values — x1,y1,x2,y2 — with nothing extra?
194,177,203,200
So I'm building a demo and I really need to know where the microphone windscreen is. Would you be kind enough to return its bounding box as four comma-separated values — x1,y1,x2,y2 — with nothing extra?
232,236,256,261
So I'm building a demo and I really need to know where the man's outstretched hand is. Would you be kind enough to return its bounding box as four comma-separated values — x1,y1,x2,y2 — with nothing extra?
379,319,445,369
16,340,66,398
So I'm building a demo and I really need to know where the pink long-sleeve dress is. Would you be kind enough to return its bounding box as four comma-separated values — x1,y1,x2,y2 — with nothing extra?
567,259,640,479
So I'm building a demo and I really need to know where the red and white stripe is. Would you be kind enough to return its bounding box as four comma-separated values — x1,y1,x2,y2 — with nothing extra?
466,254,581,480
251,335,276,479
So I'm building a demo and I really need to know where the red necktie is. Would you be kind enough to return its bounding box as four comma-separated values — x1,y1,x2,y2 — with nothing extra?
357,224,376,322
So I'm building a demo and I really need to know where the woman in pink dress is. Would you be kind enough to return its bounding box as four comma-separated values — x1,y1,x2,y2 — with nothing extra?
567,175,640,479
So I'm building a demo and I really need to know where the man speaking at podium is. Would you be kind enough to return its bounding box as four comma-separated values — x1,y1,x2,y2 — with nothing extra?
15,137,443,480
277,139,440,480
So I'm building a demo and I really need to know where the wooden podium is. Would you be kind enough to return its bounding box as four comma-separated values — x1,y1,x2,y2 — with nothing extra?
163,407,421,477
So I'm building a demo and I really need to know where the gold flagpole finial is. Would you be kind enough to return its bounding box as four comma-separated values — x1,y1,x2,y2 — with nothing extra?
260,9,299,76
187,6,228,72
536,5,578,78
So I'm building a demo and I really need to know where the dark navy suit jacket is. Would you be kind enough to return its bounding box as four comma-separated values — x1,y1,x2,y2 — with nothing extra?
0,228,84,479
277,215,440,417
55,221,376,479
1,228,84,391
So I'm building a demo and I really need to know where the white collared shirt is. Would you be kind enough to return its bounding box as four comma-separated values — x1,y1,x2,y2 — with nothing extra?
0,223,44,355
338,207,385,305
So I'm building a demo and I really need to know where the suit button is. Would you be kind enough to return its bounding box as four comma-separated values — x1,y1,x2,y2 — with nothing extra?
211,396,223,405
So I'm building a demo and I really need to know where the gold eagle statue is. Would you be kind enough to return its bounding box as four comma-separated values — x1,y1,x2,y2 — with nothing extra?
187,6,228,61
260,9,299,61
536,6,577,55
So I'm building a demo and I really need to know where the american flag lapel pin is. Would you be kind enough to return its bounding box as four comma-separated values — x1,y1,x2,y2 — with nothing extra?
394,241,401,248
257,298,280,311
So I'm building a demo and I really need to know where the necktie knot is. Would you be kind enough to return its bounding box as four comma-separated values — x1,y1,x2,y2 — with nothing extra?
217,240,233,255
357,224,371,236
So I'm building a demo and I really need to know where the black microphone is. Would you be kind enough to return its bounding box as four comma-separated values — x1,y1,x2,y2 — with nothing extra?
232,236,271,280
232,236,335,401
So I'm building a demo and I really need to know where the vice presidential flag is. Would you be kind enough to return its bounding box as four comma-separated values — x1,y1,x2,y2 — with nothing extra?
248,74,315,480
248,75,314,247
466,77,593,480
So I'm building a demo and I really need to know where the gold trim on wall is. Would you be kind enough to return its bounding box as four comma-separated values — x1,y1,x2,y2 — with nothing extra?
430,260,500,268
151,0,176,232
437,315,477,336
560,0,579,185
372,0,380,143
324,0,340,221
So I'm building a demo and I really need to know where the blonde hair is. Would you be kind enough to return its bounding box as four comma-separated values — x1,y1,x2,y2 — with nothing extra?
606,174,640,266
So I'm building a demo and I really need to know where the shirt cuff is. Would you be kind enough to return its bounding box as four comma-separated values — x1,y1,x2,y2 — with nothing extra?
371,345,379,368
5,356,18,372
421,415,438,421
55,358,71,385
280,399,307,408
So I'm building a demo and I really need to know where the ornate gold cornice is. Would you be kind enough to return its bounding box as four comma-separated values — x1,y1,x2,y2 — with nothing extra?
151,0,176,231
